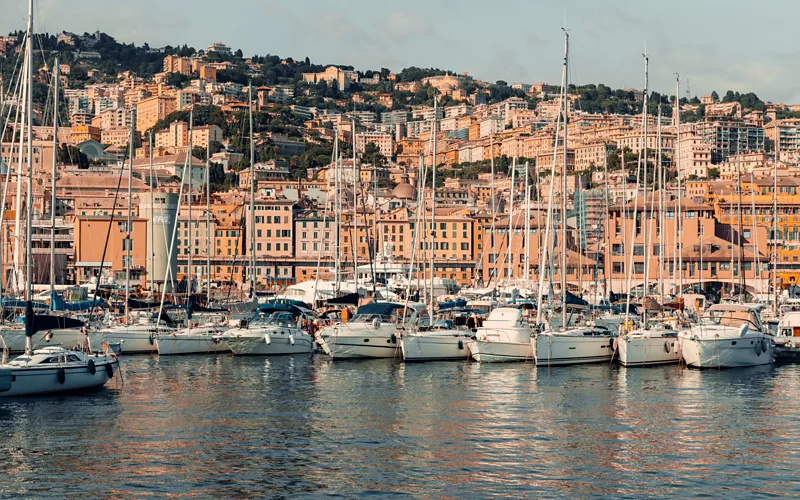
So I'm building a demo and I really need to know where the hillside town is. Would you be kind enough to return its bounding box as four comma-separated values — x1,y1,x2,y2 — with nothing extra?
1,30,798,299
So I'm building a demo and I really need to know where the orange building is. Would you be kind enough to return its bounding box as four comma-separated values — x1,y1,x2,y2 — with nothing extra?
73,215,148,287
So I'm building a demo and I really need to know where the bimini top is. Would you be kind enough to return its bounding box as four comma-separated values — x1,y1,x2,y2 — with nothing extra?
355,302,426,319
483,307,523,328
708,304,757,313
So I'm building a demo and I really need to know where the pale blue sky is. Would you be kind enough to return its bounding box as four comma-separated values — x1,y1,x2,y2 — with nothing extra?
2,0,798,102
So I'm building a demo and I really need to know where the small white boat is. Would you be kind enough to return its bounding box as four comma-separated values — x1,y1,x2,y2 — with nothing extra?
774,311,800,361
156,317,229,356
216,310,314,356
535,326,614,366
467,308,533,363
617,324,681,367
0,346,119,397
678,304,774,368
400,320,472,362
89,312,176,354
316,302,428,359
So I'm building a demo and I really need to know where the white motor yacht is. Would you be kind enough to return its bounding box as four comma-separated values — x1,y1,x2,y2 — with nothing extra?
316,302,428,359
535,325,614,366
400,319,472,362
678,304,774,368
0,346,119,397
774,311,800,361
467,308,533,363
215,306,314,356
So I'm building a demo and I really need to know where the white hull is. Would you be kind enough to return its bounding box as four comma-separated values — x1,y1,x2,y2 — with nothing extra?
680,335,774,368
400,333,471,361
223,329,314,356
467,339,533,363
0,356,119,397
618,336,681,366
319,326,402,359
157,328,229,355
89,326,164,354
535,335,614,366
1,328,88,353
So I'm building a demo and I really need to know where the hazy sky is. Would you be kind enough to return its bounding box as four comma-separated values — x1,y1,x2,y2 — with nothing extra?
2,0,798,102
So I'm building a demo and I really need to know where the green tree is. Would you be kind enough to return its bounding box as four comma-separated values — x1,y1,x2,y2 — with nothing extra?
361,142,386,166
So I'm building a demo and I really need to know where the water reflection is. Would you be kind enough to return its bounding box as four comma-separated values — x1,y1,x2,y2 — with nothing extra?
0,356,798,497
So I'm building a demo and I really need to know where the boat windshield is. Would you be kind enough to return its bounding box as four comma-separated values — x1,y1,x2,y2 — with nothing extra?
251,312,297,328
704,309,760,329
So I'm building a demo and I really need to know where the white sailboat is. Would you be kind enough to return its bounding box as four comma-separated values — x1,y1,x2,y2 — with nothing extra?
0,1,119,396
533,29,614,366
466,307,533,362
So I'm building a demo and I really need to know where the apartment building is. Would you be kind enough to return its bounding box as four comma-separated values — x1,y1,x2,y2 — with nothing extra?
136,95,178,133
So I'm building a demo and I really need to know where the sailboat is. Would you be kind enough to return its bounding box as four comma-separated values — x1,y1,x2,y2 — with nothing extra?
617,61,681,366
533,29,614,366
400,102,472,362
0,1,118,396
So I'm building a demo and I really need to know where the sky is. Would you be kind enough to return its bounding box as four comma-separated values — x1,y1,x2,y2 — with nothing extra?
2,0,799,102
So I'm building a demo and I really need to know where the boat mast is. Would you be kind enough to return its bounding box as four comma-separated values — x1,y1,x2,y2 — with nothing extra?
187,110,193,297
352,115,358,282
429,95,438,319
560,29,569,329
507,156,516,282
13,36,29,297
49,58,59,300
773,130,779,310
490,133,497,298
333,135,340,294
124,113,134,319
640,52,649,326
524,161,531,280
248,83,255,297
604,148,612,298
206,138,211,304
657,105,664,307
675,75,683,296
23,0,34,354
736,141,744,301
149,131,154,293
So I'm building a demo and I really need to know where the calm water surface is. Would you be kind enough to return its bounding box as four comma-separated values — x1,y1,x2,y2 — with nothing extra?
1,355,799,498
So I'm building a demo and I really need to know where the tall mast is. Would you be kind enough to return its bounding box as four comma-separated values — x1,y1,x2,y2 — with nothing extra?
149,131,154,293
560,29,569,329
49,58,59,300
736,141,744,301
206,138,211,304
675,75,683,295
524,161,531,280
13,33,29,296
187,110,193,296
490,134,497,298
657,105,664,306
640,52,649,326
773,129,779,310
23,0,34,354
604,149,612,298
507,156,516,281
352,116,358,281
124,113,134,319
429,95,438,319
333,135,340,294
248,83,255,296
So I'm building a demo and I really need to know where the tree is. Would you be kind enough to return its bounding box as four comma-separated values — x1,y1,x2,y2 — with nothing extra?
361,142,386,166
711,91,719,102
58,144,89,169
708,167,720,179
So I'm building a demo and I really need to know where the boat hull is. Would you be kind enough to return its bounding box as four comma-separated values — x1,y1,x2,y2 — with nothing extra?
89,327,161,354
1,328,88,353
157,332,229,355
680,335,774,368
467,339,533,363
0,356,119,397
535,335,614,366
223,329,314,356
400,334,471,361
618,336,681,366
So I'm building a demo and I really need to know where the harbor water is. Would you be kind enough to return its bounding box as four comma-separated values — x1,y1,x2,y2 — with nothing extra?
1,356,799,498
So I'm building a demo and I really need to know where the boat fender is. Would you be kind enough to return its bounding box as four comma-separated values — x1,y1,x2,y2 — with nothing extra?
149,334,154,346
57,367,66,385
612,337,619,351
264,334,271,345
45,331,53,342
458,340,464,350
105,362,114,378
289,334,295,346
390,333,397,344
212,337,222,344
372,318,380,330
664,341,671,354
761,338,769,353
87,359,96,375
755,340,763,356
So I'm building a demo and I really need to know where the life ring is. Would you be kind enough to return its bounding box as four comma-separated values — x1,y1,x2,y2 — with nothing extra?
105,362,114,378
87,359,96,375
57,367,66,385
664,341,671,354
